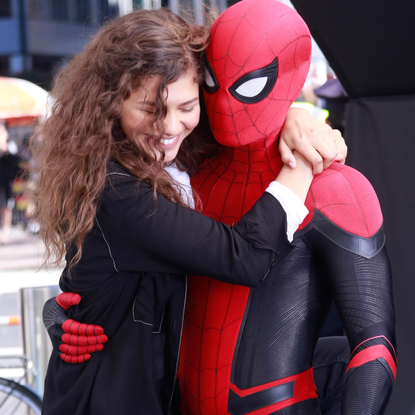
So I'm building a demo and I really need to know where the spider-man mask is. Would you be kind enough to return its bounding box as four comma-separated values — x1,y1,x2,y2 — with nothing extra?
204,0,312,147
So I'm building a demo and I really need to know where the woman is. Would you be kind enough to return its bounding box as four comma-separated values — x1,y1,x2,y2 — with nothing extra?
37,8,344,415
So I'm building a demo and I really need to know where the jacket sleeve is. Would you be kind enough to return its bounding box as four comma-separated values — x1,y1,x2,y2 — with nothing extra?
91,171,293,286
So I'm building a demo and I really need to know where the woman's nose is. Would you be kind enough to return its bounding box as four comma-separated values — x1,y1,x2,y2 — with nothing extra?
163,111,181,136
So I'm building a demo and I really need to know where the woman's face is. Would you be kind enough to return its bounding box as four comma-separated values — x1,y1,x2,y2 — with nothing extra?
120,72,200,163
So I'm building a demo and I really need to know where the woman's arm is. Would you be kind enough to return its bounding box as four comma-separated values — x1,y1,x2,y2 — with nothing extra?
44,156,314,364
91,175,289,286
267,151,313,241
279,107,347,174
89,152,314,286
275,150,313,203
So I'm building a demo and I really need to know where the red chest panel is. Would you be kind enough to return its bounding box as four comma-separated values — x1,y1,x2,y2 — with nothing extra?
192,142,282,223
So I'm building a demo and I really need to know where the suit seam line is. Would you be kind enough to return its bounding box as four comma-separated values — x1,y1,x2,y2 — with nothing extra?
95,215,119,273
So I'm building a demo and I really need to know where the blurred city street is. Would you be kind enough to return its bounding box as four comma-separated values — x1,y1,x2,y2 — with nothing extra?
0,224,61,291
0,224,62,379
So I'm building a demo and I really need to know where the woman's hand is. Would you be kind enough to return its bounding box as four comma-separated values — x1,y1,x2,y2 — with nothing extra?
279,107,347,174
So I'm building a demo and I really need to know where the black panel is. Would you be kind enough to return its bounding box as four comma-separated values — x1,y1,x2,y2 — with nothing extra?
296,210,385,259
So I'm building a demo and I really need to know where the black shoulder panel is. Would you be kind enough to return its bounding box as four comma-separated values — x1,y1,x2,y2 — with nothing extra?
296,209,385,259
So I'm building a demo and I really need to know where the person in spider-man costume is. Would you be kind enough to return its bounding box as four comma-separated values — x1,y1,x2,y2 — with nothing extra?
44,1,396,414
173,1,396,414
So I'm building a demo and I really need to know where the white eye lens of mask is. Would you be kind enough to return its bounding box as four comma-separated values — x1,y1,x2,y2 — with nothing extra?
235,77,268,98
205,68,216,88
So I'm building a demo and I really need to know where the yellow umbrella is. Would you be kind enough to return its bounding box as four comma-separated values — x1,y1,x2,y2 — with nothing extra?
0,76,49,122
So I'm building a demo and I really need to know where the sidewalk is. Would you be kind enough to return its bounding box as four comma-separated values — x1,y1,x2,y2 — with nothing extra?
0,225,62,294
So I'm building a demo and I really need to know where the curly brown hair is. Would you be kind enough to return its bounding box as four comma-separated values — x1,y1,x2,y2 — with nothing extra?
33,8,217,270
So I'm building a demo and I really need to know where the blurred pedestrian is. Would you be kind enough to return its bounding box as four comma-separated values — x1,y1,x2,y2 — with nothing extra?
0,124,24,244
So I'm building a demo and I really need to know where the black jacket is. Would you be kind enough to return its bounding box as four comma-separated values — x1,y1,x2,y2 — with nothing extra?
42,161,292,415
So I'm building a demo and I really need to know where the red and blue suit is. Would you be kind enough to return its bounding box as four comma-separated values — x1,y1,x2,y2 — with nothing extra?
176,0,396,414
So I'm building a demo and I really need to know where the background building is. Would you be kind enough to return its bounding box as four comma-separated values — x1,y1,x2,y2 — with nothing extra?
0,0,324,91
0,0,120,89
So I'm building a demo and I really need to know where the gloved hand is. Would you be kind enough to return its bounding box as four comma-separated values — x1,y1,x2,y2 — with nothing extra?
43,292,108,363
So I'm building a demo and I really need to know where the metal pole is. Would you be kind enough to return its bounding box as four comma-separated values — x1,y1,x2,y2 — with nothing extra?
19,285,61,395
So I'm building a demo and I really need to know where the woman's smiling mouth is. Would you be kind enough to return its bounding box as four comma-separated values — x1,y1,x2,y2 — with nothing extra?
161,135,180,147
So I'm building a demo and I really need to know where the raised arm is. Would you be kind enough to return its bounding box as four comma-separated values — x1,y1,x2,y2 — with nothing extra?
300,164,396,413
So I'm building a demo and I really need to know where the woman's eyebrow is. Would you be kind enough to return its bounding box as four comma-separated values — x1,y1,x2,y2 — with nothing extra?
139,97,198,106
179,97,199,106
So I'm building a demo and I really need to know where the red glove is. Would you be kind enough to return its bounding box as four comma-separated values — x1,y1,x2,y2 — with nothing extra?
43,292,108,363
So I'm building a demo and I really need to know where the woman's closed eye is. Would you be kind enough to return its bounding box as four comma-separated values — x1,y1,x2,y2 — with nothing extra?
179,107,196,113
140,102,156,114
